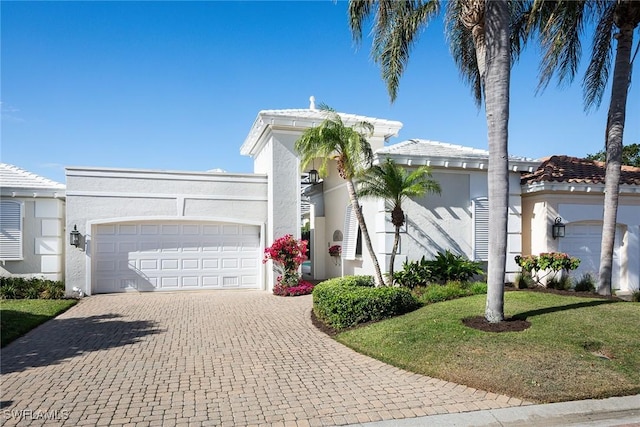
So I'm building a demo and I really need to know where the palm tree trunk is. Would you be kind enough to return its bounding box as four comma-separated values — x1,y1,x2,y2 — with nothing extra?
346,178,385,287
597,20,635,295
389,225,401,285
483,0,510,323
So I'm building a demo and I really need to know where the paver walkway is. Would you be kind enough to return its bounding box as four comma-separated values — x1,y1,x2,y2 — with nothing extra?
1,291,529,426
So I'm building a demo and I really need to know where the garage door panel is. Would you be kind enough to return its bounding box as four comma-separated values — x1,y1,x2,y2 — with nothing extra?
93,221,261,293
560,223,621,289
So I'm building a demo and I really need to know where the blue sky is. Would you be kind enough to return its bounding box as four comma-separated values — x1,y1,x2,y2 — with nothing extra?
2,1,638,184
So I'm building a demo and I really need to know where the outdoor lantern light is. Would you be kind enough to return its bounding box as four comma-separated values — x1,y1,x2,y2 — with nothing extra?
308,169,319,184
70,225,81,247
552,217,565,239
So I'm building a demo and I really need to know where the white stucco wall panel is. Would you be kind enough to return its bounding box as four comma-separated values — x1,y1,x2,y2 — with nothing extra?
65,167,269,294
0,197,65,281
35,199,63,218
401,171,473,261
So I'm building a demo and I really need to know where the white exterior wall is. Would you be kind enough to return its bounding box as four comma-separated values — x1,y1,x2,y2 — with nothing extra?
373,168,525,282
65,167,268,295
0,197,65,281
522,190,640,293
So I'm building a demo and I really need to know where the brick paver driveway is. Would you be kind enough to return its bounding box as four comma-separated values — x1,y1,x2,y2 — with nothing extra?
1,291,528,426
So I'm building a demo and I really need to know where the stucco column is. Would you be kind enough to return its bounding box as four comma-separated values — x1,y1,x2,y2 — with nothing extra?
626,225,640,293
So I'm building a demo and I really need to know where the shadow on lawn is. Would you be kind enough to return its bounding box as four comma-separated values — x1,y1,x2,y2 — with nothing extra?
0,313,162,375
513,299,620,320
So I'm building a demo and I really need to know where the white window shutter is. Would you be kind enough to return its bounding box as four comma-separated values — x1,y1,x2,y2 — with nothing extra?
342,204,359,260
0,201,23,260
473,198,489,261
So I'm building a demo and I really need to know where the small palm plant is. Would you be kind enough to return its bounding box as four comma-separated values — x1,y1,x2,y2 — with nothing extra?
357,158,441,284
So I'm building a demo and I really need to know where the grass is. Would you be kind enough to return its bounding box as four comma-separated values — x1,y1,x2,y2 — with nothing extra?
335,291,640,403
1,299,77,347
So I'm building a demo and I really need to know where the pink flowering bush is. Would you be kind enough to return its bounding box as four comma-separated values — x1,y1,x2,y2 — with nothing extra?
273,280,315,297
263,234,308,292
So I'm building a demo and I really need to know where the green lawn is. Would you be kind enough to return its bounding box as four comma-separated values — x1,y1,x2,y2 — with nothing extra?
336,291,640,403
1,299,77,347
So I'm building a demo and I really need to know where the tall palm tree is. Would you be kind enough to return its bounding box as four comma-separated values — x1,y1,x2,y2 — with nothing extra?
356,158,441,283
530,0,640,295
295,106,386,287
349,0,521,321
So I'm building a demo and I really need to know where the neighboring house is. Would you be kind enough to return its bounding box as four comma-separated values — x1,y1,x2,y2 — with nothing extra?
0,163,66,281
10,103,637,295
521,156,640,294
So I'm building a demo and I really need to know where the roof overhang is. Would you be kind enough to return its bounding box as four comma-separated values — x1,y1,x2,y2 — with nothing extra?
240,109,403,157
522,182,640,195
377,153,539,173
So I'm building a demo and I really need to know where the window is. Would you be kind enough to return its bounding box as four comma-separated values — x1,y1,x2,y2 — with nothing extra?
473,197,489,261
0,200,23,260
343,204,363,260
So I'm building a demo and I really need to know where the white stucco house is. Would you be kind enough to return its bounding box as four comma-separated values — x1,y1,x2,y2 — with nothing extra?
3,103,638,295
0,163,66,281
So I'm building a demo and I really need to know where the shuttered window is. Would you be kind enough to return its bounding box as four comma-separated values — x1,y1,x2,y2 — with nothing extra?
342,204,360,260
0,201,23,260
473,197,489,261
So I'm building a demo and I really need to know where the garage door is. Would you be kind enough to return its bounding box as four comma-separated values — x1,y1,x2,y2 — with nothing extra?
93,222,261,293
559,223,621,289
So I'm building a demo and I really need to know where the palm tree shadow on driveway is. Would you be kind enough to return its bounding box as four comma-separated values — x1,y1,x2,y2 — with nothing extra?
0,313,163,375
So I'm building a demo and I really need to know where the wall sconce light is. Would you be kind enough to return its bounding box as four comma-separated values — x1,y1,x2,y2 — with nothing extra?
552,217,565,239
70,225,81,247
308,169,319,184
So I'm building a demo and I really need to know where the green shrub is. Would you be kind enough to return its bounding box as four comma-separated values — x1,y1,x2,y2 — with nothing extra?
547,274,572,291
0,277,66,300
427,250,484,283
393,257,433,288
394,251,484,288
412,281,487,305
574,273,596,292
514,272,535,289
312,276,419,330
631,291,640,303
319,275,375,288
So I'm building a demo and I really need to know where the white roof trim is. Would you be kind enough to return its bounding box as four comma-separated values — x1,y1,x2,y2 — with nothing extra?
240,109,403,157
522,182,640,195
66,166,267,183
376,139,539,172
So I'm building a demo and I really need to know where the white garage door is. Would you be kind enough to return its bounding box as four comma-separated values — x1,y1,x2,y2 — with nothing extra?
93,222,261,293
559,223,621,289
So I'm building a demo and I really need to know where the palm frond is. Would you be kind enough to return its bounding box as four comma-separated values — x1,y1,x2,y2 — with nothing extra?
531,0,590,92
357,0,439,102
583,2,615,110
445,0,483,106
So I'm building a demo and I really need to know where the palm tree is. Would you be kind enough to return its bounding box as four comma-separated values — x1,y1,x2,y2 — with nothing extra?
294,106,386,287
349,0,521,321
356,158,441,283
529,0,640,295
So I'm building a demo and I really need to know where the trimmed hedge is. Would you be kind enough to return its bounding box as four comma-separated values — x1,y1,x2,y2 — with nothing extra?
313,276,419,330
